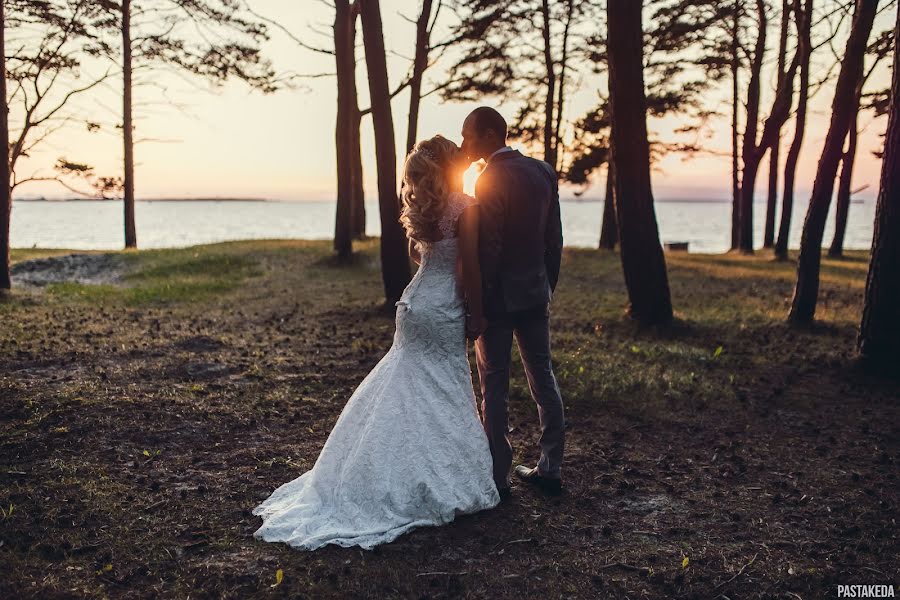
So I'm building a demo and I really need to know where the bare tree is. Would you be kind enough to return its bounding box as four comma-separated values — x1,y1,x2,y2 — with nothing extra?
359,0,412,306
736,0,769,253
567,1,714,249
334,0,356,259
252,0,445,250
352,0,444,239
121,0,136,248
2,0,117,291
599,158,618,250
829,26,895,257
6,1,115,192
738,0,802,254
775,0,814,260
763,0,793,248
406,0,443,153
858,2,900,365
647,0,748,250
731,1,742,251
110,0,277,248
1,1,10,291
607,0,673,326
244,1,365,243
789,0,879,324
828,84,863,257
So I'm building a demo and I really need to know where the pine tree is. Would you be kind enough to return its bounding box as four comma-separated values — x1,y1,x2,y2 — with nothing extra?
789,0,880,324
107,0,277,248
359,0,412,306
858,2,900,365
607,0,673,326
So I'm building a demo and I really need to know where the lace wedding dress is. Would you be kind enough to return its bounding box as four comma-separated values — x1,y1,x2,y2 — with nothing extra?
252,192,500,550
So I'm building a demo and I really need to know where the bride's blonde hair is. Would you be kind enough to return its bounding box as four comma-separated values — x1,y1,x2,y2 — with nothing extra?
400,135,459,244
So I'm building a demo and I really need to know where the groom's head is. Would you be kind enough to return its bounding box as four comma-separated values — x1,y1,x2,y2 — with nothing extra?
461,107,507,163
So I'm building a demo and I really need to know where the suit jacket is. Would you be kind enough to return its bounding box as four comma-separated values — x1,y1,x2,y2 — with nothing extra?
475,149,563,317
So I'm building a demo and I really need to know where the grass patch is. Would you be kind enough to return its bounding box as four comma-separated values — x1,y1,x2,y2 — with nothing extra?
10,248,89,264
45,282,122,303
124,251,256,282
120,250,259,305
33,246,262,306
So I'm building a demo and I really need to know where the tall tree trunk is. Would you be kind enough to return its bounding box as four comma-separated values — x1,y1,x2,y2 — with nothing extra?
333,0,354,259
607,0,673,326
552,0,574,171
599,160,618,250
789,0,878,324
858,4,900,364
0,1,11,291
828,88,862,258
359,0,411,306
405,0,433,154
764,139,781,248
764,0,791,249
122,0,137,249
540,0,557,168
731,0,741,251
776,0,812,261
349,8,365,240
741,1,803,255
351,108,366,240
737,0,768,254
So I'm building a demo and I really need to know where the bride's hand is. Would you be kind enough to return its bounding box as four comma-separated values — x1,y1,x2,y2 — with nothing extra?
466,311,487,341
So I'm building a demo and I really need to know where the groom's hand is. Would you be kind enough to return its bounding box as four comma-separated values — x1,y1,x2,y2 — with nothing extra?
466,312,487,341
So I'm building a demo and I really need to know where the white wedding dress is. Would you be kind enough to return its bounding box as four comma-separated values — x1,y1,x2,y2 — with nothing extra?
252,192,500,550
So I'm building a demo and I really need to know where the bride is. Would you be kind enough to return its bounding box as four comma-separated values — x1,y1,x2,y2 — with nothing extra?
252,135,500,550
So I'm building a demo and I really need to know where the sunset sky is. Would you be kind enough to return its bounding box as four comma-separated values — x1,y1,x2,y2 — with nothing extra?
9,1,897,202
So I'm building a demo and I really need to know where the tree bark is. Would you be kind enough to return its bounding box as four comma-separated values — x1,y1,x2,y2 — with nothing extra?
828,88,861,258
333,0,355,259
764,138,781,248
731,0,742,251
122,0,137,249
789,0,878,324
599,161,618,250
764,0,791,249
351,108,366,240
776,0,812,261
552,0,574,171
858,4,900,364
359,0,412,306
0,1,11,290
349,8,365,240
405,0,433,154
741,0,803,255
607,0,673,326
737,0,767,254
540,0,557,168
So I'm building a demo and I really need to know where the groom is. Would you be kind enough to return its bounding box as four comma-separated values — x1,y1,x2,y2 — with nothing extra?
461,106,565,498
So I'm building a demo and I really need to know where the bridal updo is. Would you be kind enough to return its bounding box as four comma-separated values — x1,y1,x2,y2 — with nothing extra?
400,135,459,244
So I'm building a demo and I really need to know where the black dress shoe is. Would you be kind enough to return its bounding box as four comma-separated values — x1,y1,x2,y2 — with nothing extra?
514,465,562,496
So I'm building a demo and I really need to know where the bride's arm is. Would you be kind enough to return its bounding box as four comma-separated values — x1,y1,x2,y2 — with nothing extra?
409,238,422,265
458,205,486,339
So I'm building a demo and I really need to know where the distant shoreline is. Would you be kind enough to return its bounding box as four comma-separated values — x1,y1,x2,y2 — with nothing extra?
16,197,273,203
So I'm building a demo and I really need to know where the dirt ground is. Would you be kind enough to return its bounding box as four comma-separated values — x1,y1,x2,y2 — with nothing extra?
1,240,897,599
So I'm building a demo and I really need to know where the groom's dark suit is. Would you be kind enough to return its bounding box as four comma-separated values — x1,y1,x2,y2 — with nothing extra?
474,149,565,487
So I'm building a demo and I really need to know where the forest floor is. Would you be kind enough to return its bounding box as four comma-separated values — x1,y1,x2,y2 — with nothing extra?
1,240,897,599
